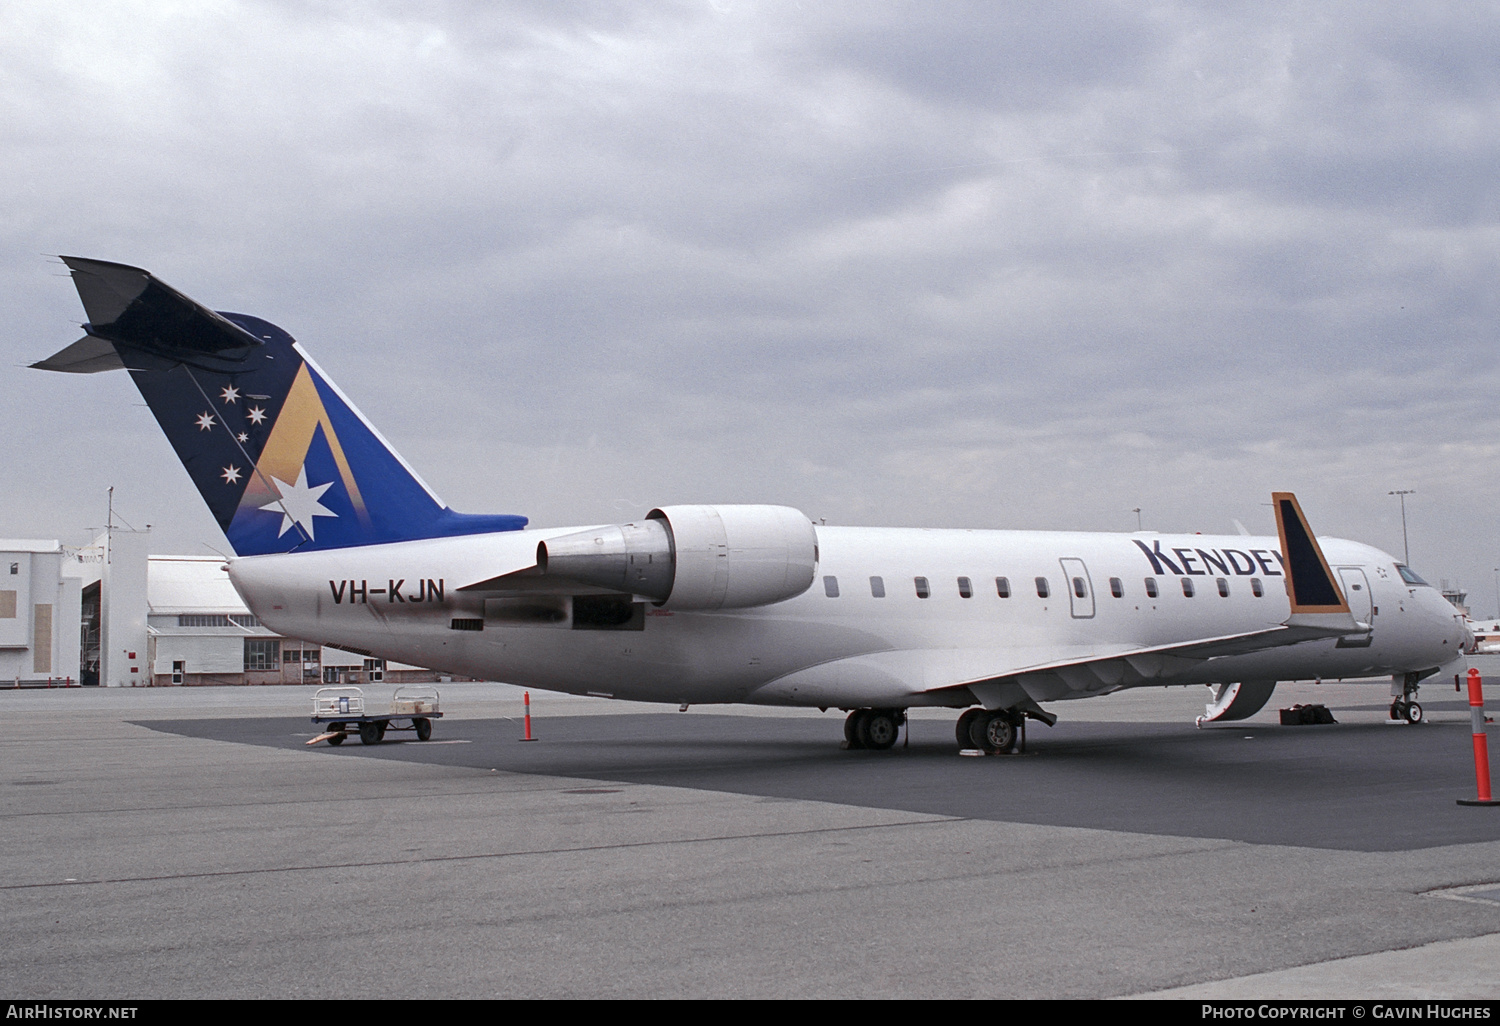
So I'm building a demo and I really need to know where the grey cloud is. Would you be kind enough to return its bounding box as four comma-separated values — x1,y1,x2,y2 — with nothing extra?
5,2,1500,607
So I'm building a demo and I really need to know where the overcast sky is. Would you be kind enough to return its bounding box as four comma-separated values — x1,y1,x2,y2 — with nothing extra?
5,2,1500,612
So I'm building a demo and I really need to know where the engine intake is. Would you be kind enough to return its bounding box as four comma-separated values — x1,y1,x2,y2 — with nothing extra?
537,504,818,611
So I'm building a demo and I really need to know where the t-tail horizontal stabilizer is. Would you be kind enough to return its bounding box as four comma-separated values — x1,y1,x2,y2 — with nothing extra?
34,257,527,556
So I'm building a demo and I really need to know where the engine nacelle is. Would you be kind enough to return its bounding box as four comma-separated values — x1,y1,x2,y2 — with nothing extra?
651,504,818,610
537,504,818,611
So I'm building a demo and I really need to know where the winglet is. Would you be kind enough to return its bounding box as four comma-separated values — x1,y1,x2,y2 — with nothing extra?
1272,491,1361,633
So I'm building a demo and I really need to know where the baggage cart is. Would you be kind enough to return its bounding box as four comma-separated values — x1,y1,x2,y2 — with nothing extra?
309,685,443,745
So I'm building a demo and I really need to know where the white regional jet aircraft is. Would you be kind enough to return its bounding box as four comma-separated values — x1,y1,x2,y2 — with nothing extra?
35,258,1471,751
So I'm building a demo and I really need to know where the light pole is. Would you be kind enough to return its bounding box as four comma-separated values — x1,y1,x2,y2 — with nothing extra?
1492,567,1498,621
1389,489,1415,565
1132,508,1142,531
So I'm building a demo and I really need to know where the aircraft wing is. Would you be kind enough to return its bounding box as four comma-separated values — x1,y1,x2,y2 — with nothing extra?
935,621,1356,711
944,491,1365,709
755,618,1362,715
755,490,1367,714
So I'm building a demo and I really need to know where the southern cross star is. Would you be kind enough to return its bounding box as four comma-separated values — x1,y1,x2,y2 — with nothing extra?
259,465,338,539
220,385,240,404
195,412,215,431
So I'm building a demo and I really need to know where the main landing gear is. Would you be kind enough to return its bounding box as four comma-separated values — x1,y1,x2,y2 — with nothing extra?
843,708,906,750
1390,671,1425,724
839,706,1041,753
955,708,1024,755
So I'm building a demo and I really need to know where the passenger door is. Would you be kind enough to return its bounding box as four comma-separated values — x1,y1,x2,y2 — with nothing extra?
1335,567,1373,647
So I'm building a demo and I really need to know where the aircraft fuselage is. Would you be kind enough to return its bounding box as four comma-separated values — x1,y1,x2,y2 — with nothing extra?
229,526,1467,708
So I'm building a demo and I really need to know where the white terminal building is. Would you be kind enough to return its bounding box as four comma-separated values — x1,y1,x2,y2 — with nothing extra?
2,529,450,687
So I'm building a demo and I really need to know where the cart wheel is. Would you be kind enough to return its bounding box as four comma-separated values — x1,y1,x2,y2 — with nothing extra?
414,717,432,741
376,720,389,740
327,732,345,746
359,722,381,745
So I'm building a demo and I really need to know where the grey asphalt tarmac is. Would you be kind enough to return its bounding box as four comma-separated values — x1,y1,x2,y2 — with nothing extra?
2,680,1497,999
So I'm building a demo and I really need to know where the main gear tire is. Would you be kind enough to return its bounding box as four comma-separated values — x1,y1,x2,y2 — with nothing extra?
844,710,866,749
956,709,985,750
858,709,900,750
979,713,1017,755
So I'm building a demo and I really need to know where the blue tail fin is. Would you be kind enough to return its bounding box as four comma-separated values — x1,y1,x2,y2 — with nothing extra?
34,257,527,555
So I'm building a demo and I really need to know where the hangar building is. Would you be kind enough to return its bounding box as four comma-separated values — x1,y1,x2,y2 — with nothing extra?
5,528,449,687
0,539,83,686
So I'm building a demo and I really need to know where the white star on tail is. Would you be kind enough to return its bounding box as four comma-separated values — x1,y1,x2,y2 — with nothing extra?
221,465,241,484
220,385,240,404
195,412,215,431
247,406,267,425
259,465,338,539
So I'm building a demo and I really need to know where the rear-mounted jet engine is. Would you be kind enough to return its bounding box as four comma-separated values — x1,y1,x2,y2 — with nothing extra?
538,504,818,610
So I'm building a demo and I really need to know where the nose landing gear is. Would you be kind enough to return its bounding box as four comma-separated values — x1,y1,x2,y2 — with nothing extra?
1390,700,1424,723
1390,671,1427,724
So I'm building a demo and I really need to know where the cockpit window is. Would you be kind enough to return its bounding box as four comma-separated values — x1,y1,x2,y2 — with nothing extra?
1395,565,1430,586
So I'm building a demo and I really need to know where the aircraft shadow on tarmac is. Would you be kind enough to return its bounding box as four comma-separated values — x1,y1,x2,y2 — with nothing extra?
137,711,1498,854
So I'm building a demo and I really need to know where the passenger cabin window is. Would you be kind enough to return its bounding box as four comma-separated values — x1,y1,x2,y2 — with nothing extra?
914,576,930,599
1181,578,1195,598
957,577,972,598
1251,578,1263,597
1109,577,1123,598
870,576,886,598
1216,578,1229,598
823,576,839,598
1145,578,1158,598
1035,577,1050,599
996,577,1011,598
1072,577,1087,599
